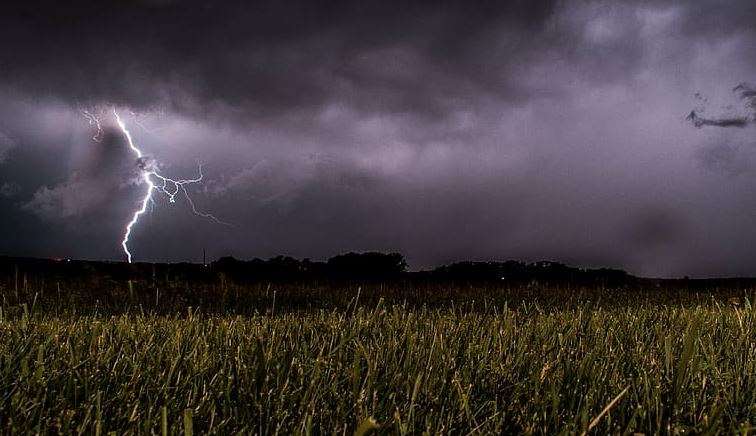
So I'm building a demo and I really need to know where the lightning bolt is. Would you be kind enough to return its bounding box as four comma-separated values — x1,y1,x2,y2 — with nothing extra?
82,109,104,143
107,109,227,263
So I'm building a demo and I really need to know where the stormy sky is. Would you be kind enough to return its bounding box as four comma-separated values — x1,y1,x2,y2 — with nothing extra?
1,0,755,277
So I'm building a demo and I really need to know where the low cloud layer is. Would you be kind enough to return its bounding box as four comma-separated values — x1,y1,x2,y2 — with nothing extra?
1,1,756,276
688,83,756,129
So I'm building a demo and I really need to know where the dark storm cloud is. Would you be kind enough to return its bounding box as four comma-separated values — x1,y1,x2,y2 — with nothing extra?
21,125,137,220
617,0,756,36
2,0,756,276
687,113,750,129
678,2,756,37
0,0,560,120
688,83,756,129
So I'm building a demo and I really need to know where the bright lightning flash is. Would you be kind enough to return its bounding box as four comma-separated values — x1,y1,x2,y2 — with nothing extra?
109,109,226,263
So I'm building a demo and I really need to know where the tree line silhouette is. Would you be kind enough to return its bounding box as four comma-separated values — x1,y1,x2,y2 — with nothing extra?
0,252,636,286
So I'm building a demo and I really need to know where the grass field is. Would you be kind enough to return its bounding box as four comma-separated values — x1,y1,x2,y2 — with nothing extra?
2,282,756,434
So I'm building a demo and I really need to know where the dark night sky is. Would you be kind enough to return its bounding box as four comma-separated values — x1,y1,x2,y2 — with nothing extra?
1,0,755,277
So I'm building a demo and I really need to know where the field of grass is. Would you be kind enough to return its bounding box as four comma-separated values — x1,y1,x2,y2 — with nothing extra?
2,286,756,434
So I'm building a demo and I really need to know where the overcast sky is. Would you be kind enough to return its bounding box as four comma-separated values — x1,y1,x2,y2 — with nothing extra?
1,0,755,277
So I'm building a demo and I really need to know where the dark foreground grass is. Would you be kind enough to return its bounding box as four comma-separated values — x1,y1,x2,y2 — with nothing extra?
2,298,756,434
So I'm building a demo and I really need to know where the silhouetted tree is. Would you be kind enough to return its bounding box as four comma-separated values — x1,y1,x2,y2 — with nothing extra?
327,252,407,280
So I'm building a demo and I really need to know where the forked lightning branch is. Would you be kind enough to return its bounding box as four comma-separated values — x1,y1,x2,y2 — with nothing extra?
85,108,226,263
